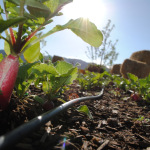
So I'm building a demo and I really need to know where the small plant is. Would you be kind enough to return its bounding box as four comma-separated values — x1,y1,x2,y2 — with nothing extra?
133,116,150,123
77,70,111,91
0,0,103,110
33,61,78,110
130,92,141,101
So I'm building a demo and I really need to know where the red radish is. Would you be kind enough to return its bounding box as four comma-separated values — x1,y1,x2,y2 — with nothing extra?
43,100,54,111
0,54,19,110
131,93,140,101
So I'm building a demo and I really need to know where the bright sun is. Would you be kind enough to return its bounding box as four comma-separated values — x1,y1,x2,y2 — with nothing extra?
63,0,106,24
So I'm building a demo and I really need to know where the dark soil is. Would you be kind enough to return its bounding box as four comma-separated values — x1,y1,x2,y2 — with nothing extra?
0,81,150,150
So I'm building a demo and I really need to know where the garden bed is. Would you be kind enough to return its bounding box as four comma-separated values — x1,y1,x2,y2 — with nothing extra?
0,81,150,150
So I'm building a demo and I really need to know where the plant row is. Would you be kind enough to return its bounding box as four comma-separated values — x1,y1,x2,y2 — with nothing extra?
77,70,150,102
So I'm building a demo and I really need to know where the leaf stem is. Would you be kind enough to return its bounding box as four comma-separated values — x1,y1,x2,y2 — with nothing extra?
0,35,10,45
3,0,16,51
15,0,25,54
9,28,16,46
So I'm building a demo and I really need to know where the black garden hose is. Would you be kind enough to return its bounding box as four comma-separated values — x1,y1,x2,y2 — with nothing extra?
0,88,104,150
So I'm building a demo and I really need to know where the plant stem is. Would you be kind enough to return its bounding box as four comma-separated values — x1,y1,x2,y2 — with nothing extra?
3,0,16,51
0,35,13,51
9,28,16,46
15,0,25,54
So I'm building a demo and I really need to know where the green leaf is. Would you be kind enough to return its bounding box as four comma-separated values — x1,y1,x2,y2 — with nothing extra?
127,73,138,83
32,63,59,76
57,98,66,103
4,39,11,55
77,105,93,119
42,81,51,94
7,7,38,20
123,78,131,85
19,56,24,63
25,0,50,10
37,61,78,98
15,63,38,97
0,17,26,33
63,67,78,84
32,95,45,104
50,66,78,96
43,0,72,13
43,0,59,13
138,78,147,87
6,0,20,6
63,18,103,47
59,0,73,4
0,53,3,62
55,61,73,75
26,0,51,19
0,6,4,14
38,53,44,62
23,36,40,63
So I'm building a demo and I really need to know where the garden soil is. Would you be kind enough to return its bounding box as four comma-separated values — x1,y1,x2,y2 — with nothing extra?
0,81,150,150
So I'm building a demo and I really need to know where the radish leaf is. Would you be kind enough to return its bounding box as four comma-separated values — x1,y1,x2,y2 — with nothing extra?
0,17,26,33
62,18,103,47
15,63,38,98
55,61,73,75
77,105,93,119
23,36,40,63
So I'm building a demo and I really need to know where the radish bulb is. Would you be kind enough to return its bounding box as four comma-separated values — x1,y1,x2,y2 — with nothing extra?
0,54,19,110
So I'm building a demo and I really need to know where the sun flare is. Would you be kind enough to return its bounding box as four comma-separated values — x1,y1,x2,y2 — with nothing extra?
63,0,106,24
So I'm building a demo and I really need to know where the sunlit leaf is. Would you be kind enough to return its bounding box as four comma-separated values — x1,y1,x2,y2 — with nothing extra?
43,0,59,13
26,0,51,19
50,66,78,95
127,73,138,82
43,0,72,13
34,17,45,25
42,81,50,93
60,0,73,4
55,61,73,75
32,63,59,75
4,39,11,55
77,105,93,119
138,78,147,87
25,0,50,10
23,36,40,63
63,18,103,47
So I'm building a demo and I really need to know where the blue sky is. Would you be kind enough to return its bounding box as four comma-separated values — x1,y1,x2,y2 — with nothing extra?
1,0,150,66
